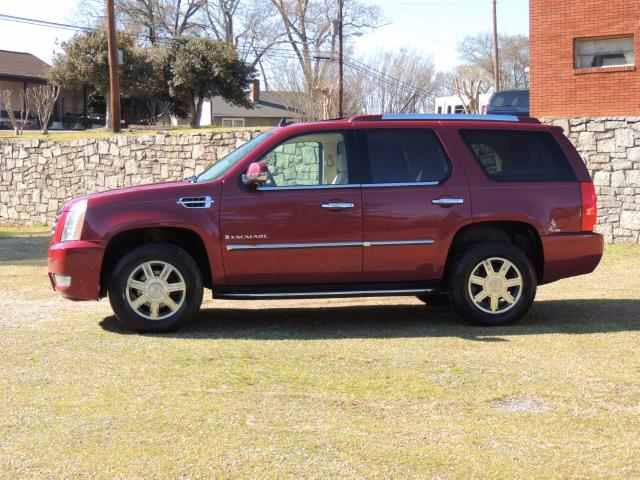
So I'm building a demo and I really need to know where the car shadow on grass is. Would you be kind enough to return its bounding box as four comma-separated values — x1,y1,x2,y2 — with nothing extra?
100,298,640,341
0,235,49,266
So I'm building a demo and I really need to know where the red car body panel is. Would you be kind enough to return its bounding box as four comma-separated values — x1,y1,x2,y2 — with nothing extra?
47,116,604,301
48,240,104,300
220,184,363,284
541,233,604,283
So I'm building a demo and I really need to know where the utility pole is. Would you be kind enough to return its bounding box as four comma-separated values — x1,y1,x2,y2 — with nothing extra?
491,0,501,91
338,0,344,118
106,0,121,133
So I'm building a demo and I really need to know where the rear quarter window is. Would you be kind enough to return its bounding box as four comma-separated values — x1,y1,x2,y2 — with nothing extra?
460,129,576,182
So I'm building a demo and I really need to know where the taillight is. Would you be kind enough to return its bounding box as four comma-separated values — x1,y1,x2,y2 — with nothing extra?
580,181,597,232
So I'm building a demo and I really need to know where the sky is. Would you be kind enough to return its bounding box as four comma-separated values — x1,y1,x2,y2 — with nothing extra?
0,0,529,72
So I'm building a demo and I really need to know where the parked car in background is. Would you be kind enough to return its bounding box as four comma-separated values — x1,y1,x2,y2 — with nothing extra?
48,113,602,332
0,111,15,129
487,90,530,116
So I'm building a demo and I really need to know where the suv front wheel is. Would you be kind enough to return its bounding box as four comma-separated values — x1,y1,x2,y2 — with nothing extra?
108,244,203,332
449,243,537,326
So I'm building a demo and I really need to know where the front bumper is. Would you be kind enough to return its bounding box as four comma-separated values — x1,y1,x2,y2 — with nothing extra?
48,240,105,300
541,232,604,284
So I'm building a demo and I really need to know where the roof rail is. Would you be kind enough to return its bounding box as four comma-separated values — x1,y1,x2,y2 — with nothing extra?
381,113,522,122
348,114,383,122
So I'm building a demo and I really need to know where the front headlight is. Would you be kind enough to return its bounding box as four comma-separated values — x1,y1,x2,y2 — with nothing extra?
60,200,87,242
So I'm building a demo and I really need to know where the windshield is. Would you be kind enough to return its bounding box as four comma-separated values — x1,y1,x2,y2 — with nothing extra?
489,91,529,111
196,130,272,183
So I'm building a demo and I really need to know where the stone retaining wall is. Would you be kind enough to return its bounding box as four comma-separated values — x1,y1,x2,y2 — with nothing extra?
0,130,261,225
545,117,640,243
1,121,640,243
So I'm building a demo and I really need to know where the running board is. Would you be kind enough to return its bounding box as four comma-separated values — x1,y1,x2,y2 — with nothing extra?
215,288,435,300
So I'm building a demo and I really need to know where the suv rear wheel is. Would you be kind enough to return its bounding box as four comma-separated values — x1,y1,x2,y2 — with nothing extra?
448,243,537,326
108,244,203,332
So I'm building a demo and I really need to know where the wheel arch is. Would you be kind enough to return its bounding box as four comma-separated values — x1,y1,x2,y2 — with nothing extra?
444,221,544,284
100,226,213,297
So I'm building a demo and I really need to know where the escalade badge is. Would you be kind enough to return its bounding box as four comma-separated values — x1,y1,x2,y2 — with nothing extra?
225,234,269,241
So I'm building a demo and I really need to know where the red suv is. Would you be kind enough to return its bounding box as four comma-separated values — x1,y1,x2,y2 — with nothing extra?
48,114,603,332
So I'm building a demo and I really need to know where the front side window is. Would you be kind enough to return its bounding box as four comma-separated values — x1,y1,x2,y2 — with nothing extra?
364,129,450,184
575,36,635,68
261,132,350,187
196,130,272,182
461,130,576,182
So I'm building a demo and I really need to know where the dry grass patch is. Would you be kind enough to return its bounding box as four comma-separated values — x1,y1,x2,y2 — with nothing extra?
1,233,639,479
0,126,260,142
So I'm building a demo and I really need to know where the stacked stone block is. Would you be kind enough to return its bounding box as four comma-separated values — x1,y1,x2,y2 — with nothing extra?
0,130,261,225
546,117,640,243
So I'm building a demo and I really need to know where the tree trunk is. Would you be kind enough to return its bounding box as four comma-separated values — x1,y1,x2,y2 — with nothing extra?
190,96,204,128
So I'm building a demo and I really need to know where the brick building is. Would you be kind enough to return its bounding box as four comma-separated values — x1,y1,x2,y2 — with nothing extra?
530,0,640,243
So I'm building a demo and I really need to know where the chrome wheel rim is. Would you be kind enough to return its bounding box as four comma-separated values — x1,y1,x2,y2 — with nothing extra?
125,261,186,321
467,257,523,315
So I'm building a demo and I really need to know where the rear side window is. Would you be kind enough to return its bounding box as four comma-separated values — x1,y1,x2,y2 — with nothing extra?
364,129,450,184
461,130,576,182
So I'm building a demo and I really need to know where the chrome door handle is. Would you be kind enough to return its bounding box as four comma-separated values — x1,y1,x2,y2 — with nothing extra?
432,197,464,206
321,202,354,209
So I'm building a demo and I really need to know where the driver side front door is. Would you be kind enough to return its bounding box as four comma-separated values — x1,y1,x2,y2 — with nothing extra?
220,130,364,286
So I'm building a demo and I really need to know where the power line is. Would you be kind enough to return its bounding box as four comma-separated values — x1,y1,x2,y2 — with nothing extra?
0,12,430,101
0,13,93,32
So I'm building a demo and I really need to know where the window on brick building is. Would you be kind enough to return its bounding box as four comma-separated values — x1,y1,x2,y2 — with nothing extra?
575,36,635,68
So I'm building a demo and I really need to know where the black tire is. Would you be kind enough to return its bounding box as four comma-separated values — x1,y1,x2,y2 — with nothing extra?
448,243,537,326
416,293,450,307
108,243,203,333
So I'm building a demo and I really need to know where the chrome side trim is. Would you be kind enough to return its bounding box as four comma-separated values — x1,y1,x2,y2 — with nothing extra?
226,239,435,251
363,239,435,247
361,182,440,188
321,202,355,209
177,196,214,208
432,197,464,206
226,241,362,251
257,184,357,191
222,288,435,298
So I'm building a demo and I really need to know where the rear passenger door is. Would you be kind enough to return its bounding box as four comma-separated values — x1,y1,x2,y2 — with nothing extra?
360,128,471,282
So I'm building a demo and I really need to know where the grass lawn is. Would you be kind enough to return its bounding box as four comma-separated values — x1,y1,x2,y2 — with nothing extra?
1,231,639,479
0,224,49,238
0,126,260,142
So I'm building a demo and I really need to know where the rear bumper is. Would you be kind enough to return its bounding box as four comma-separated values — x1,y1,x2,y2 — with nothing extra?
48,240,105,300
541,232,604,284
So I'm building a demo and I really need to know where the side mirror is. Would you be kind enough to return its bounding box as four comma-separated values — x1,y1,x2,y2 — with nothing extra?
242,161,269,186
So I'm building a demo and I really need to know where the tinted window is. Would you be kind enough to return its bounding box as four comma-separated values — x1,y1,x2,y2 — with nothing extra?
461,130,576,182
261,132,350,186
364,129,450,184
489,91,529,113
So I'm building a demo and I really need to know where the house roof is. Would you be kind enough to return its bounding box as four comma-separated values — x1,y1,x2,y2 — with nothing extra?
0,50,50,81
210,91,305,119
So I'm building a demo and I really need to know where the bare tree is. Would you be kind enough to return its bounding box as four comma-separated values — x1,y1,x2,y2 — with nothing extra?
350,49,442,114
77,0,206,43
0,89,32,136
449,65,490,114
459,33,529,89
27,85,61,135
205,0,285,69
269,0,383,118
